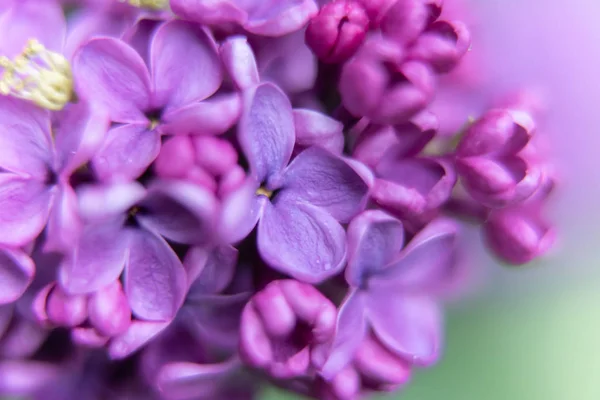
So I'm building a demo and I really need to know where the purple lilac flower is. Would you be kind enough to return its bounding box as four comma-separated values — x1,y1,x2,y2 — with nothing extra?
220,82,370,283
74,19,239,182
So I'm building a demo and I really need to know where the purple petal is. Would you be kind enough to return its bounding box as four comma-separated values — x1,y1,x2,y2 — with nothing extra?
293,109,344,154
137,180,217,245
185,245,238,295
124,229,187,321
238,83,295,184
257,196,346,283
53,101,109,177
345,210,405,288
92,123,161,183
0,360,61,395
282,147,369,222
219,177,266,244
44,185,80,253
220,36,260,90
88,280,131,337
58,222,128,294
0,248,35,304
160,94,242,136
0,175,52,247
0,1,65,57
170,0,248,27
77,181,146,222
0,97,52,178
74,37,151,123
71,327,109,348
109,320,170,359
365,293,442,366
150,20,222,110
245,0,319,36
318,291,366,380
373,218,459,290
0,316,48,358
0,305,12,338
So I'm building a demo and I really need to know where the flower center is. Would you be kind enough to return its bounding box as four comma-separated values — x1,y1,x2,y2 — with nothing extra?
123,0,169,9
256,187,273,198
0,39,73,111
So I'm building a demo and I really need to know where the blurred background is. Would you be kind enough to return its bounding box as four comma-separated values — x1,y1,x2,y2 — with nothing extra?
265,0,600,398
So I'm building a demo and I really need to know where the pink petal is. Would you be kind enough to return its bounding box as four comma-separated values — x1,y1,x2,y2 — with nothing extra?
220,36,260,90
0,248,35,304
245,0,319,36
109,319,170,359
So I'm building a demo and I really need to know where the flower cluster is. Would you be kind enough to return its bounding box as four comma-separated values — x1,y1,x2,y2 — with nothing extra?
0,0,556,399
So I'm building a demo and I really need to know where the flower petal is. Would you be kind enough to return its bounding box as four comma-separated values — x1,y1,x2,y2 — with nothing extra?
169,0,248,27
124,229,187,321
74,37,151,123
0,175,52,247
245,0,318,36
366,293,442,366
257,196,346,283
44,185,80,253
219,177,266,244
293,109,344,154
220,36,260,90
137,180,217,245
160,93,241,136
58,222,128,295
0,360,61,395
372,218,459,290
317,291,366,380
77,181,146,222
0,249,35,305
345,210,405,287
150,20,222,110
185,245,238,296
282,147,369,222
109,320,170,360
0,97,52,178
92,123,161,183
238,83,295,184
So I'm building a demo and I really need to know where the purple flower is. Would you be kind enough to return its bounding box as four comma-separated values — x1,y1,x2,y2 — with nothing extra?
239,279,337,378
221,82,370,283
74,20,240,182
455,108,543,208
305,0,370,64
170,0,319,37
0,97,106,248
317,211,458,379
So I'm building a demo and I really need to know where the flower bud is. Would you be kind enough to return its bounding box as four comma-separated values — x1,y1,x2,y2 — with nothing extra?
409,20,471,73
305,0,370,63
153,136,195,180
380,0,431,44
46,285,87,328
354,333,412,390
239,280,337,379
192,136,239,177
88,280,131,337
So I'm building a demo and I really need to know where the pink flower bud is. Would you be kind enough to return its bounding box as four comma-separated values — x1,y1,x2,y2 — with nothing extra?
409,20,471,73
380,0,431,44
88,280,131,337
153,136,195,180
192,136,239,177
46,285,88,328
306,0,370,63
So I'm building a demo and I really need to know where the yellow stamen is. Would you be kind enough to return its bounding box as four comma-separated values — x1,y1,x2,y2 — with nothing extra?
0,39,73,111
256,187,273,198
124,0,169,9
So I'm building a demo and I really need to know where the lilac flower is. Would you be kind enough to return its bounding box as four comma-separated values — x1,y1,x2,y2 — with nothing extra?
53,180,217,358
455,107,543,208
239,279,337,378
170,0,319,37
221,82,370,283
74,20,240,182
305,0,370,63
317,211,458,379
0,97,106,249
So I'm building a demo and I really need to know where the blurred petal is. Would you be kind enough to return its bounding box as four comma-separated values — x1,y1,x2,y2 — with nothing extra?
0,175,52,247
124,229,187,321
345,210,405,287
293,109,344,154
170,0,248,27
220,36,260,90
366,293,442,366
245,1,319,37
0,249,34,304
0,360,60,395
282,147,369,222
92,124,161,183
238,83,294,184
109,320,170,359
137,180,217,245
74,37,151,123
44,185,80,253
77,181,146,222
88,280,131,336
150,20,222,110
257,196,346,283
185,245,238,295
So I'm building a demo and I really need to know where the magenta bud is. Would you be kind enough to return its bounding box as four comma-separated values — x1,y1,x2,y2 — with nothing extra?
153,136,195,180
218,165,246,198
380,0,430,44
484,208,556,265
409,20,471,73
186,166,218,191
192,136,239,177
456,109,542,208
305,0,370,63
239,280,337,379
88,280,131,337
46,285,88,328
354,333,412,390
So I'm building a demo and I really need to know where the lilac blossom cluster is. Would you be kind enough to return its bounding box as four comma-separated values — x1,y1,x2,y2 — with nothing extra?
0,0,556,399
